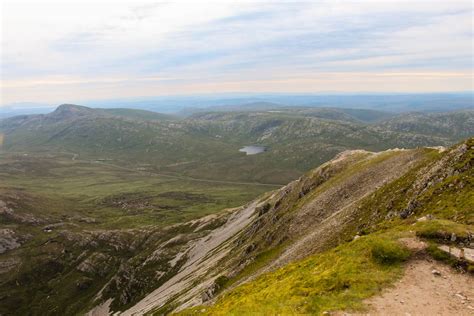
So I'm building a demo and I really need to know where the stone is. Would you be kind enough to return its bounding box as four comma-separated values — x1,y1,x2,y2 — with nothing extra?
0,229,22,254
451,233,457,242
431,269,441,276
455,293,467,300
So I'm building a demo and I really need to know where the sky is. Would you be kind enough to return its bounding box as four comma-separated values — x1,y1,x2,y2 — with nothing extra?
1,0,473,105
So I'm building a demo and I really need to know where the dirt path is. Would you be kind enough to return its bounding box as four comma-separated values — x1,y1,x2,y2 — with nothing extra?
353,260,474,316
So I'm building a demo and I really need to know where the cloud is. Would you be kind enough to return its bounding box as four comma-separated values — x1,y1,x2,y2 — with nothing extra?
1,0,472,105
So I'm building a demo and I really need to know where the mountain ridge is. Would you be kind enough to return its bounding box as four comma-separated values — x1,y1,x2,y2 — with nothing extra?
84,137,472,315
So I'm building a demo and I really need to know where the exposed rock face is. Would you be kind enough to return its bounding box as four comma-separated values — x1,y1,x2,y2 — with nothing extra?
118,201,264,315
230,148,425,276
0,199,44,225
0,257,20,274
201,282,219,302
0,229,21,254
400,142,473,219
47,104,97,122
0,200,12,215
77,252,113,276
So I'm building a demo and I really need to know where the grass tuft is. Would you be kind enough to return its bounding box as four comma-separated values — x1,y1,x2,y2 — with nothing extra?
370,239,410,265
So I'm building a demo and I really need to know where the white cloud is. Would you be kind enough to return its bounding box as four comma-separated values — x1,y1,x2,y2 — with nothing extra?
1,0,472,105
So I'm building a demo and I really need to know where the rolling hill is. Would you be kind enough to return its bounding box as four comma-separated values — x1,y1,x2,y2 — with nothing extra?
377,110,474,140
1,104,472,184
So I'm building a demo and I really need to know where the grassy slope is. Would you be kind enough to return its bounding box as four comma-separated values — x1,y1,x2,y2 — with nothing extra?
176,138,473,315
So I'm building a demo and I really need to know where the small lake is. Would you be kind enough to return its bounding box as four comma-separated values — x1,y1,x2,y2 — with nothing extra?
239,146,267,155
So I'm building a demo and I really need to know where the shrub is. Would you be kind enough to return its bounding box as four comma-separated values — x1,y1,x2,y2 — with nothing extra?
256,203,271,216
371,239,410,265
214,275,229,289
426,244,455,264
427,243,472,273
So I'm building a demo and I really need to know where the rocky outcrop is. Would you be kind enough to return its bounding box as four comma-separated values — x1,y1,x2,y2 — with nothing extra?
0,199,44,225
0,229,21,254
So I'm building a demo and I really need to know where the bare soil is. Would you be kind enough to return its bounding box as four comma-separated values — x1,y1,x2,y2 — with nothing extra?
357,259,474,316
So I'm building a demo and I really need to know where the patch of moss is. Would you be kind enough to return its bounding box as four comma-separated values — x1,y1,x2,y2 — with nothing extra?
371,239,410,265
426,243,458,266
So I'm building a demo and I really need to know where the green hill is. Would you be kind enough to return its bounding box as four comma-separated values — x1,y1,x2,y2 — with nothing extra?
377,110,474,140
2,104,472,184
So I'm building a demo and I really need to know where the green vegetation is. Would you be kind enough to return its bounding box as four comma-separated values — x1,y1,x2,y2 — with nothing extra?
218,243,287,293
415,220,474,272
370,238,411,265
426,243,458,267
177,233,411,315
381,110,474,140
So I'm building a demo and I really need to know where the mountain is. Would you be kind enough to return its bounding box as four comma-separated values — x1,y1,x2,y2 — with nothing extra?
101,108,177,121
88,138,470,315
3,93,471,118
181,101,286,115
1,105,472,185
46,92,474,113
377,110,474,140
189,106,395,123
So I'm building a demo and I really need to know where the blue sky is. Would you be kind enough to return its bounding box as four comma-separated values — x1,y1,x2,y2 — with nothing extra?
1,0,473,105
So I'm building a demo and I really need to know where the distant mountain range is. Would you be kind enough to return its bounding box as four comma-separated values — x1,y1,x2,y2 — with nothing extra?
1,92,472,119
